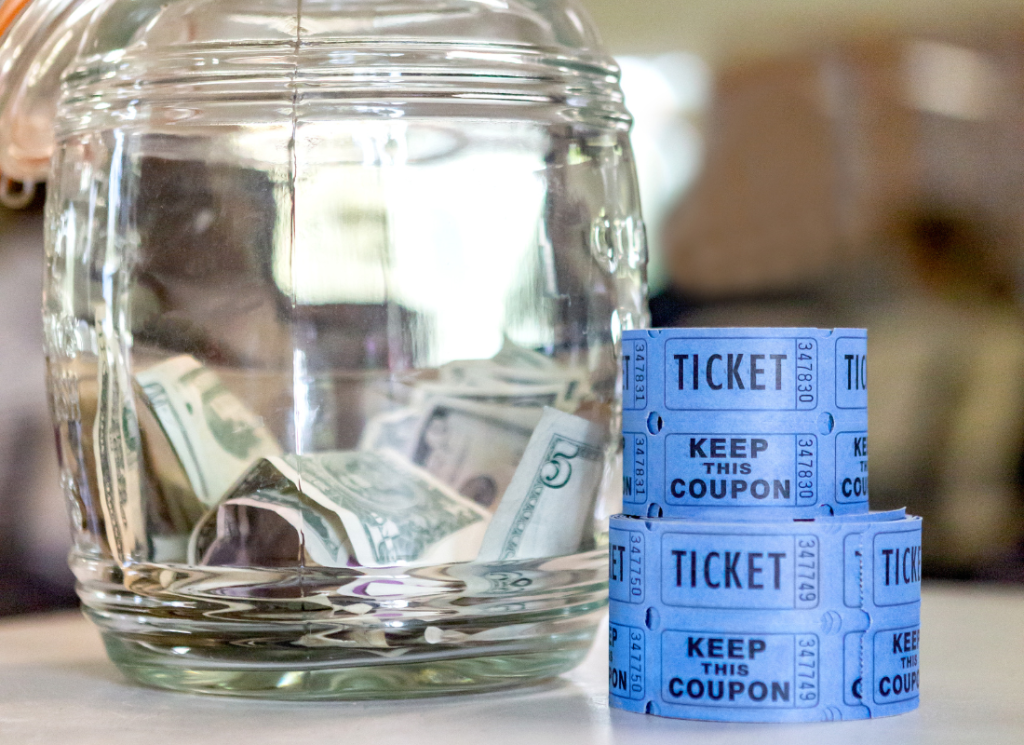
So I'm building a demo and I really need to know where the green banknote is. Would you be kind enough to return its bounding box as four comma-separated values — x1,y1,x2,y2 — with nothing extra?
478,407,606,562
189,486,353,568
93,314,146,563
136,355,282,507
191,451,489,567
359,339,590,510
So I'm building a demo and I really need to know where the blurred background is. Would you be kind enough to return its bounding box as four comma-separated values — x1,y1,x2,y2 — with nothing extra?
2,0,1024,615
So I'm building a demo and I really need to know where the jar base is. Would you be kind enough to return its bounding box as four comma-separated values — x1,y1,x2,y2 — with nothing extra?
100,628,594,700
75,552,607,699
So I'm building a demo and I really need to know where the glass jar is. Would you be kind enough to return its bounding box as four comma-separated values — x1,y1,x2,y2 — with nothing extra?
22,0,646,698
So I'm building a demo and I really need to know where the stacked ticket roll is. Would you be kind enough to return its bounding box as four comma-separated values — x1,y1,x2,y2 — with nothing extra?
609,329,921,723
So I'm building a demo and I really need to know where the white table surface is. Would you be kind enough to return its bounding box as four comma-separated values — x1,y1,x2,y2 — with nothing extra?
0,582,1021,744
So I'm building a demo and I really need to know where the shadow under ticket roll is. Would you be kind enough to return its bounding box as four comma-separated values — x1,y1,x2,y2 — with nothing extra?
621,328,868,520
608,510,921,723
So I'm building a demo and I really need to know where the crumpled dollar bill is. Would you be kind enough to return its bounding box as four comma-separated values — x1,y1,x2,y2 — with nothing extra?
363,398,542,510
360,338,592,509
93,312,146,563
191,406,606,568
477,406,605,561
136,355,282,508
190,450,489,567
132,340,607,571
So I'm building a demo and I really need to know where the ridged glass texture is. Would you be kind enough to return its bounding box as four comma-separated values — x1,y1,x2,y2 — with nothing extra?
43,0,647,697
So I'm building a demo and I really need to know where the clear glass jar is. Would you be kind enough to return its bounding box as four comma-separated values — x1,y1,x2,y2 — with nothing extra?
32,0,646,698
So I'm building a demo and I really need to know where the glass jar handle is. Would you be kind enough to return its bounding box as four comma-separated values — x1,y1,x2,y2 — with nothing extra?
0,0,99,189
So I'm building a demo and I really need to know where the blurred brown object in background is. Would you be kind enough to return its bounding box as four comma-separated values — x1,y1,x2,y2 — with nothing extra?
869,205,1024,580
658,28,1024,579
660,53,845,299
660,31,1024,299
0,190,76,615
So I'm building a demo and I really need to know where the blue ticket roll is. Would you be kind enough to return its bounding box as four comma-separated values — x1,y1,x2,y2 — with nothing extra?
608,511,921,722
621,328,869,520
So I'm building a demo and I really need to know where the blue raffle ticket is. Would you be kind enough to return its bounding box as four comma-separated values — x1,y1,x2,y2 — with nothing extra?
607,510,922,722
621,328,869,519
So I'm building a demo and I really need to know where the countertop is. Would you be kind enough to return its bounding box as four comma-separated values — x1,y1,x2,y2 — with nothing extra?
1,583,1022,744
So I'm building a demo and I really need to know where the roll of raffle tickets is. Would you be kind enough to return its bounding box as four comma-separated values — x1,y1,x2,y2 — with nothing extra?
621,328,869,519
610,328,922,723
